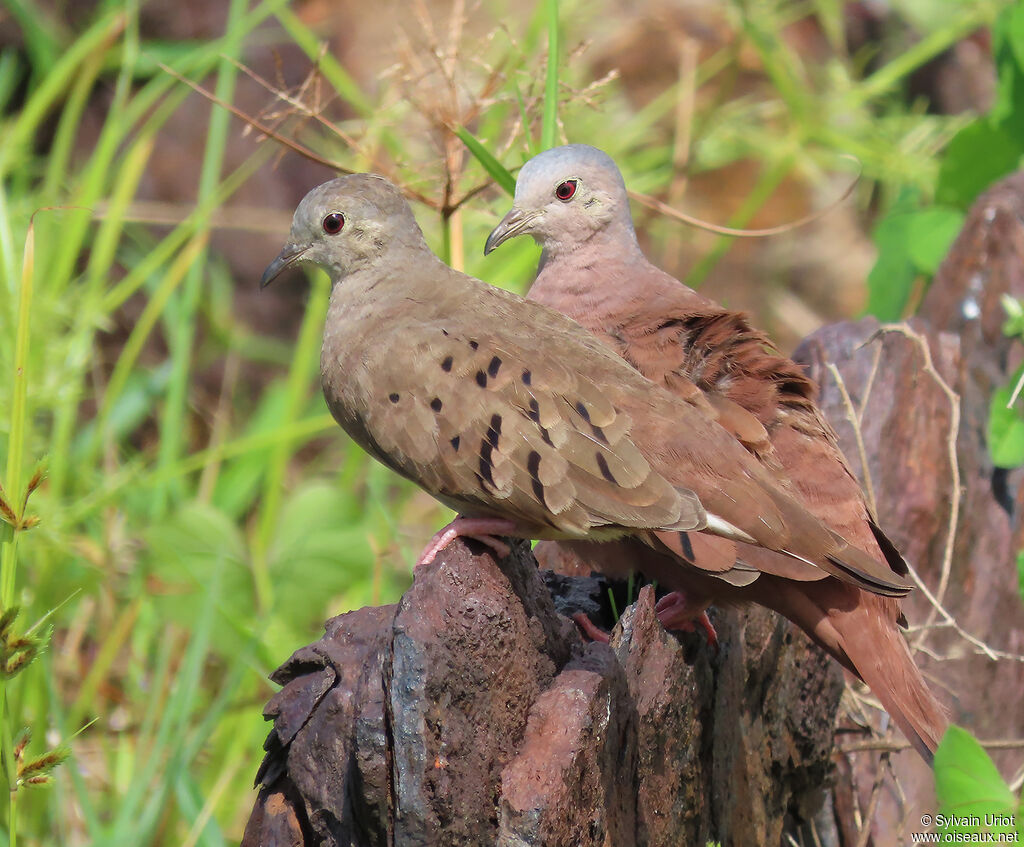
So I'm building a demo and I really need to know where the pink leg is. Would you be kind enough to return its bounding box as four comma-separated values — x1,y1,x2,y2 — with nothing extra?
571,612,611,644
416,517,517,568
654,592,719,650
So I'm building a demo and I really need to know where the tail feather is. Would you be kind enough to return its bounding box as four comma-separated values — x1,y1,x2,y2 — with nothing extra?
761,579,948,762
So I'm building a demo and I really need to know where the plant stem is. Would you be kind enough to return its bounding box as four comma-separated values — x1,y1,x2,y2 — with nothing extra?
541,0,559,150
0,203,35,847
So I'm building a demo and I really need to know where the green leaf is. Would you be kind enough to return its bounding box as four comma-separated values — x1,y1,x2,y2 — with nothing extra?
991,1,1024,135
455,126,516,196
1017,550,1024,605
905,207,964,274
933,4,1024,210
935,120,1024,209
934,726,1018,835
865,190,961,321
988,369,1024,469
1001,294,1024,339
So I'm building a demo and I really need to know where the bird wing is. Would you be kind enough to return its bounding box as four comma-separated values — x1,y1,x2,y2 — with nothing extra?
342,312,706,538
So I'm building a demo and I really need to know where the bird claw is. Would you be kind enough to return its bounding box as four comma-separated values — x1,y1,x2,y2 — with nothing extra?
654,591,719,650
571,592,719,650
571,612,611,644
416,517,517,568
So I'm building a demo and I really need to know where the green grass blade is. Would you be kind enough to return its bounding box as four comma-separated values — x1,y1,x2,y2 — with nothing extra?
151,0,250,516
252,268,332,612
40,50,105,199
0,9,126,174
456,127,516,196
0,52,20,116
850,3,1002,107
273,6,373,116
541,0,560,150
1,0,65,72
105,558,224,844
63,414,338,528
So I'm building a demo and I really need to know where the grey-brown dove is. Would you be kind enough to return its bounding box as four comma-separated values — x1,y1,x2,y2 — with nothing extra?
484,144,947,761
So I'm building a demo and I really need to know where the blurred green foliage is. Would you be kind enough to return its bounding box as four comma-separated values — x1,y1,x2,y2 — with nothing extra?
866,2,1024,321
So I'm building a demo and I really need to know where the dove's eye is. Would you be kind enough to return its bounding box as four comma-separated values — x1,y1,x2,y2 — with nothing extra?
322,212,345,234
554,180,578,201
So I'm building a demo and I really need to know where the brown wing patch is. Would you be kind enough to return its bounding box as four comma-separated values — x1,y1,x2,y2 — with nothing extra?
363,322,707,538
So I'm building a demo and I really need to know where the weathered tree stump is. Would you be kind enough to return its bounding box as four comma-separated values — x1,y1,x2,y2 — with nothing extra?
242,538,841,846
243,172,1024,846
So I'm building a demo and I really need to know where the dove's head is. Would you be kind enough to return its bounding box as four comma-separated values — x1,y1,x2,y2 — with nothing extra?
484,144,637,258
261,174,428,286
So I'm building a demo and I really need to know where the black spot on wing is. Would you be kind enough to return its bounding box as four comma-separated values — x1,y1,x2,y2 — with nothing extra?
678,532,695,562
521,370,532,385
527,450,545,507
430,397,443,412
469,340,479,350
591,424,608,444
488,356,502,378
476,370,488,388
485,414,502,448
450,435,460,452
441,356,453,372
527,450,541,477
389,393,400,404
478,441,495,487
595,453,616,484
575,401,590,423
523,398,553,446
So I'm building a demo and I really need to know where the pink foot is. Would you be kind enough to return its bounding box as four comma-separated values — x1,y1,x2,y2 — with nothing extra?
654,592,719,650
571,612,611,644
416,517,517,568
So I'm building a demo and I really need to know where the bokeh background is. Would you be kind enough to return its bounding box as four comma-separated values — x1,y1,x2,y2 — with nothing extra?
0,0,1017,843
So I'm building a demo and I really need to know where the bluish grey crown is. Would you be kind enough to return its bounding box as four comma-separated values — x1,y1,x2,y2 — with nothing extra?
514,144,627,203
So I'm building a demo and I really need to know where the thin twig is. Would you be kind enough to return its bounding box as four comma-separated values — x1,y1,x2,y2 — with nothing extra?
1009,763,1024,794
157,62,345,173
902,563,1024,662
854,755,888,847
825,362,876,516
810,816,824,847
840,737,1024,754
838,737,908,755
628,153,862,237
91,200,291,233
872,323,961,624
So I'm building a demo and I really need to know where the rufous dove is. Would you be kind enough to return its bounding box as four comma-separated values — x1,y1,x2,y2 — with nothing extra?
484,145,947,760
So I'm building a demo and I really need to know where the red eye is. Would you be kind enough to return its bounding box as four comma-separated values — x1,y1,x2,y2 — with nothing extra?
554,180,577,201
322,212,345,234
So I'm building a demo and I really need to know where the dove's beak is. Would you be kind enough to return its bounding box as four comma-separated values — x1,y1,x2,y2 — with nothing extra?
260,243,308,288
484,208,541,255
